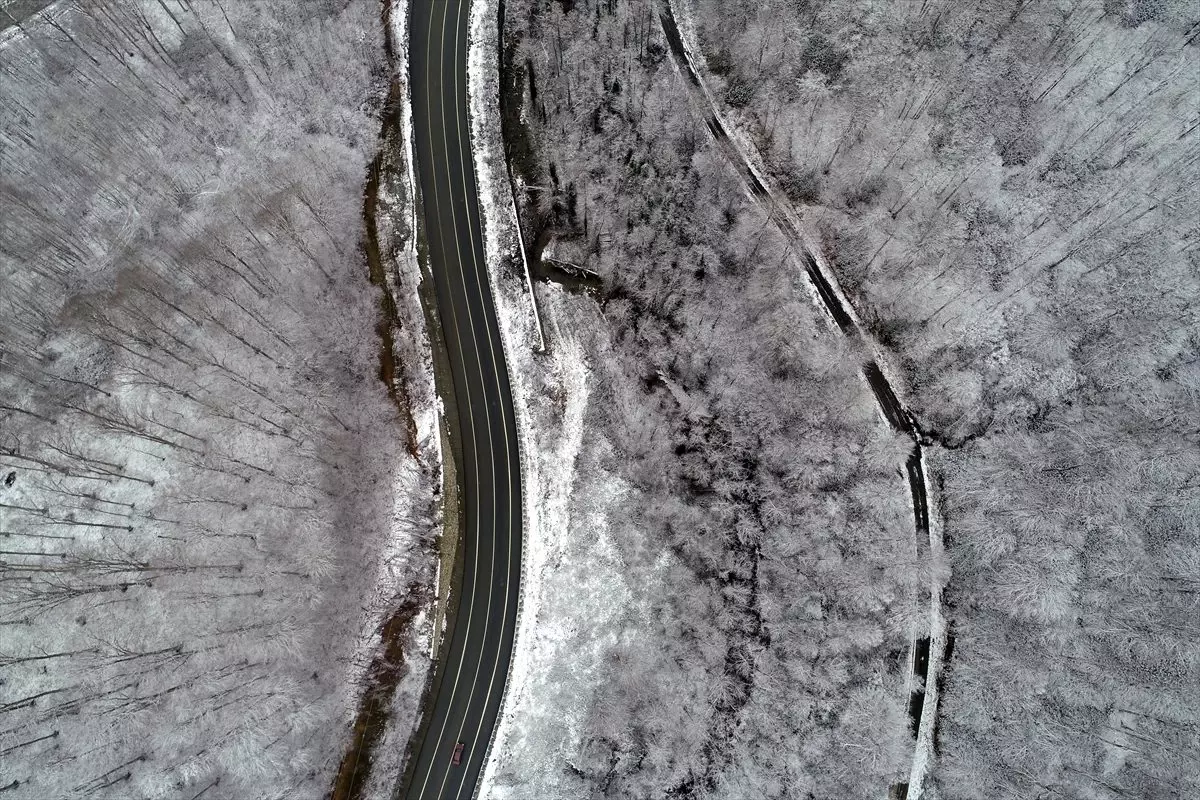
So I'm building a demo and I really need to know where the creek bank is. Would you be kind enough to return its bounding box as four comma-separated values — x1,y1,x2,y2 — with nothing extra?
497,1,602,299
332,0,448,795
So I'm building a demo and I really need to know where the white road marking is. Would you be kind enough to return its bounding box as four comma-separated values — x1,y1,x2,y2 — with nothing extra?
414,0,519,797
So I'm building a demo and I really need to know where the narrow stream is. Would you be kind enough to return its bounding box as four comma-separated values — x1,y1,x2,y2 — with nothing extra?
498,0,603,297
330,1,429,797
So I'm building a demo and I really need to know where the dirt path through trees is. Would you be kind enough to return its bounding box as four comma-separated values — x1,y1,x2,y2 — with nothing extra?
659,4,949,795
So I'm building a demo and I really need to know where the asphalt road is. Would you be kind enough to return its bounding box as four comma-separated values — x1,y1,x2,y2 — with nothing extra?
402,1,523,798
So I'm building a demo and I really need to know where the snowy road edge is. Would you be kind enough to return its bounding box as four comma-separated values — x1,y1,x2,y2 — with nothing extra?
390,0,445,649
0,0,66,48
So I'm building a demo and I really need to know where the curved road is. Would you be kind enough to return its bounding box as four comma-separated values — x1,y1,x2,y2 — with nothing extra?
402,1,522,798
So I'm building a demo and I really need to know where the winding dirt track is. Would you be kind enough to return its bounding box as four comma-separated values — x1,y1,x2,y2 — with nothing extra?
658,5,947,796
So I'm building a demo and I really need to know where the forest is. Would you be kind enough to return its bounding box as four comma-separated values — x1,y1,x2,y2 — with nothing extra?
483,0,1200,798
0,2,435,797
687,0,1199,796
4,0,1196,798
484,0,924,796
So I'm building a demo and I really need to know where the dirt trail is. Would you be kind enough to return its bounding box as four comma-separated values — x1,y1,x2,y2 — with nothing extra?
659,4,948,797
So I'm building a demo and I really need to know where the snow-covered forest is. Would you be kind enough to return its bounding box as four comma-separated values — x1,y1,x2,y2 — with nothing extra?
687,0,1200,796
485,1,925,796
485,0,1200,798
0,2,435,797
5,0,1196,797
